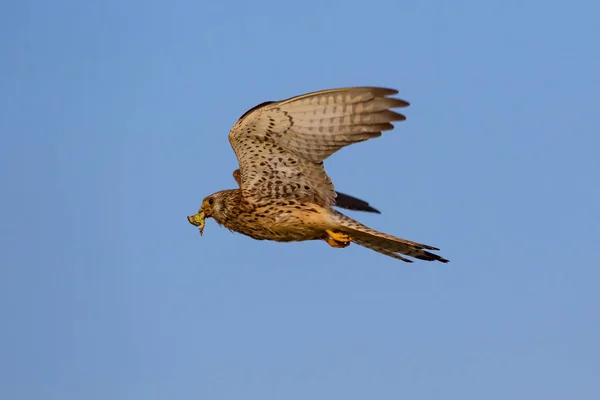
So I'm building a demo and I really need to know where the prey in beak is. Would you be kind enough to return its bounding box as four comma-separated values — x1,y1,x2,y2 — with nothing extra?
187,211,206,236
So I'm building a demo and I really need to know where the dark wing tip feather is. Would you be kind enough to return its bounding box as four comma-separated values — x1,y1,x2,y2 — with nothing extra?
370,88,409,108
393,113,407,122
416,251,450,263
386,98,410,108
371,87,399,96
334,192,381,214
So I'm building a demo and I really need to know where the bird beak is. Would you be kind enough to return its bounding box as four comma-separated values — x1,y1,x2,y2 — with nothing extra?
187,211,206,236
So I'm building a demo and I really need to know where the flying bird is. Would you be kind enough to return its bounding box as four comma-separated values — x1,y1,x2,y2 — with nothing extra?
188,87,448,263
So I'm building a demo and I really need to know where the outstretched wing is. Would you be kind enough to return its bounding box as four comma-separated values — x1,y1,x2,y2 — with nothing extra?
228,87,409,207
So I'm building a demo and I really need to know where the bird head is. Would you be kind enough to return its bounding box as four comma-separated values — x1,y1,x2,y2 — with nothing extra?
187,191,233,236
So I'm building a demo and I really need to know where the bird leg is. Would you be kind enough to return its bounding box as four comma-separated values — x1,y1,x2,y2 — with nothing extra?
324,229,352,248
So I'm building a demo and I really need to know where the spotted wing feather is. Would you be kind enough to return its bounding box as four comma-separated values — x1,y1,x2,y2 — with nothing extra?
228,87,409,207
233,168,380,213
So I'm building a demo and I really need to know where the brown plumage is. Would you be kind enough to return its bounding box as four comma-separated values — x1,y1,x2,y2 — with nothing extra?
188,87,448,263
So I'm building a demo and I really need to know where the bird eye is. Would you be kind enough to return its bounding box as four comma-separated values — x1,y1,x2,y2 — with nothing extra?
208,198,214,205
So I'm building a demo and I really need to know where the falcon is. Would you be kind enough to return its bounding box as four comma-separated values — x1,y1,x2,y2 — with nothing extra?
188,87,448,263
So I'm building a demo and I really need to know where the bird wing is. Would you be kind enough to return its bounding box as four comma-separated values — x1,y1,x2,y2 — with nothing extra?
333,192,381,214
232,168,380,213
228,87,409,207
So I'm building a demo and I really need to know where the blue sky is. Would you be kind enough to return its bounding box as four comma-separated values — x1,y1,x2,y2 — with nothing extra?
1,0,599,399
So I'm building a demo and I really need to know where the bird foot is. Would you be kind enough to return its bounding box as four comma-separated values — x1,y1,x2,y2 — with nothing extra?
326,229,351,242
324,229,352,248
324,236,350,248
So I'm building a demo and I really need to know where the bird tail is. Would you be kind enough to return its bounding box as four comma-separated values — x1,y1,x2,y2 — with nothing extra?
332,211,449,263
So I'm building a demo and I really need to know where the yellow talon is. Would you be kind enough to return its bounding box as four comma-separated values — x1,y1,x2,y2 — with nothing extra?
324,236,350,248
187,211,206,236
325,229,351,243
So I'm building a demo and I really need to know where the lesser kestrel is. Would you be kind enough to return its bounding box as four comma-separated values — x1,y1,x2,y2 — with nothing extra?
188,87,448,263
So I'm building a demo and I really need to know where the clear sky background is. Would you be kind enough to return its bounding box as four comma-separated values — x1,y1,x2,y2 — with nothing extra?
1,0,599,399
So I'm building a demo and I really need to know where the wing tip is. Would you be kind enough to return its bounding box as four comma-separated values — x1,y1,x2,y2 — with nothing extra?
334,192,382,214
416,251,450,263
372,87,410,107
